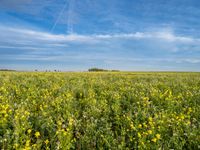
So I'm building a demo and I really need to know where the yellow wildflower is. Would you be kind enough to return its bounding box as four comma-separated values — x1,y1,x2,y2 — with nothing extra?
130,123,135,130
151,138,157,143
63,131,67,136
32,144,37,148
141,141,144,146
148,117,153,122
156,134,161,139
69,118,74,126
13,143,19,149
45,139,49,145
143,123,147,128
180,114,185,120
138,132,141,138
138,124,142,128
143,97,149,101
188,107,192,113
148,130,153,135
35,131,40,138
25,140,31,147
57,120,62,126
27,129,32,134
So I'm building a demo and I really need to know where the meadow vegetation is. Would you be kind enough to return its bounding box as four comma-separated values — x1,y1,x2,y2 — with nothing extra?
0,72,200,149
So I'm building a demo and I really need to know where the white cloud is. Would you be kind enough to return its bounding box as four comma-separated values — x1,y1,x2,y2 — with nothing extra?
176,58,200,64
1,25,198,42
153,31,196,43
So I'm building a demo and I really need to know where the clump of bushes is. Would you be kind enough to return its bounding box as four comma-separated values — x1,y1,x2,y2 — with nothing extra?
88,68,120,72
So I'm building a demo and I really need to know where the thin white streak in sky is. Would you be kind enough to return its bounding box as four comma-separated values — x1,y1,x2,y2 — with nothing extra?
50,0,68,32
67,0,75,34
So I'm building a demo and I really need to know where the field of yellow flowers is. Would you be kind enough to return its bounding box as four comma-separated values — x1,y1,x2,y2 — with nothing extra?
0,72,200,149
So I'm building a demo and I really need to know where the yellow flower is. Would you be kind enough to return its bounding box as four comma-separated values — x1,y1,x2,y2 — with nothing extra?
69,118,74,126
151,138,157,143
45,139,49,145
147,130,152,135
143,123,147,128
27,129,32,134
186,120,191,125
148,117,153,122
188,107,192,113
143,97,149,101
66,93,72,98
138,124,142,128
13,143,19,149
180,114,185,120
25,140,31,147
156,134,161,139
141,141,144,146
23,147,31,150
56,130,59,135
143,131,148,136
32,144,37,148
130,123,135,130
127,116,131,121
57,120,62,126
138,132,141,138
63,131,67,136
34,131,40,138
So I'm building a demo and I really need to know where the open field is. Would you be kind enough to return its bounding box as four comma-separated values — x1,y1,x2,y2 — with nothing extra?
0,72,200,149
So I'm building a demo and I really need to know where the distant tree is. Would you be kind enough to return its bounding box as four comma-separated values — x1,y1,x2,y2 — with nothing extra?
88,68,120,72
88,68,106,72
0,69,16,71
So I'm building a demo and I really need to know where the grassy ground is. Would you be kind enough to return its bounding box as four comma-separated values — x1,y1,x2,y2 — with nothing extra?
0,72,200,149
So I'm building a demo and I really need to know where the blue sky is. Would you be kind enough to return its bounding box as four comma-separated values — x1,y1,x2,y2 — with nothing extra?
0,0,200,71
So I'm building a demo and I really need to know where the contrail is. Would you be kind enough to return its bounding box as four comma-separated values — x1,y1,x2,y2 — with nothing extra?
67,0,75,34
50,0,68,32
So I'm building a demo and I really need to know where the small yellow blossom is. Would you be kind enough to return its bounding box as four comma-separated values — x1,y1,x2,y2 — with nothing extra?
45,139,49,145
130,122,135,130
143,97,149,101
186,120,191,125
69,118,74,126
180,114,185,120
138,124,142,128
143,132,148,136
138,132,141,138
32,144,37,148
13,143,19,149
151,138,157,143
27,129,32,134
57,120,62,126
63,131,67,136
148,117,153,122
188,107,192,113
35,131,40,138
25,140,31,147
143,123,147,128
148,130,153,134
56,130,59,135
156,134,161,139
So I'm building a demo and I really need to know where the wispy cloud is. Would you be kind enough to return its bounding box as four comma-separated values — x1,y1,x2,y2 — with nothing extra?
1,25,199,44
